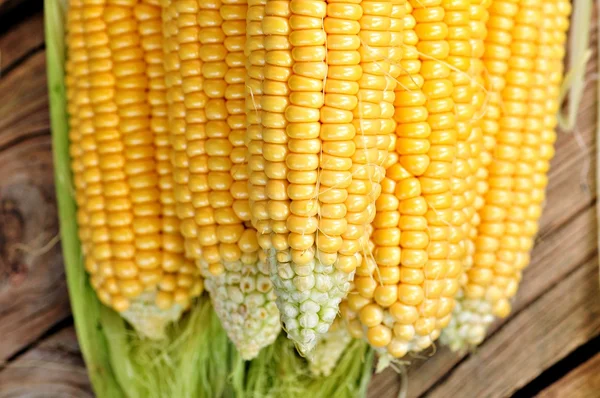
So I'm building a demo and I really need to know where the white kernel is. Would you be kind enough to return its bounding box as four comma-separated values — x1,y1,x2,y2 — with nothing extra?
293,274,316,291
227,286,244,304
283,303,299,318
319,307,336,323
315,274,332,292
293,262,314,276
278,263,294,279
300,299,320,313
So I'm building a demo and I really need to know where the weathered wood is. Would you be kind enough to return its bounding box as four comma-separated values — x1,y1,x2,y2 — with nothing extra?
0,134,71,364
0,50,70,363
0,52,49,149
539,352,600,398
0,327,93,397
0,10,44,73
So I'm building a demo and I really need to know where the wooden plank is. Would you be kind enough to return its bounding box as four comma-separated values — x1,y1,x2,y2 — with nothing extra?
0,134,70,364
0,51,49,148
369,204,598,398
0,10,44,73
0,50,70,363
427,257,600,397
538,352,600,398
0,327,93,397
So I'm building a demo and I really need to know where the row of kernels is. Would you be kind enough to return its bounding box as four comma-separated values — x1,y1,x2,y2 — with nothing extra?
260,0,292,256
67,4,90,255
347,0,393,281
443,0,474,278
81,0,139,312
413,0,462,342
223,0,251,227
163,0,198,264
320,0,364,273
246,0,267,234
465,0,518,302
197,0,239,272
464,0,491,270
320,0,364,275
138,0,203,308
470,0,542,318
285,0,327,267
108,0,165,302
356,1,427,358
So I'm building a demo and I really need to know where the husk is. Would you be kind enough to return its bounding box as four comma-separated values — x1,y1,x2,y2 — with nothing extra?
45,0,375,396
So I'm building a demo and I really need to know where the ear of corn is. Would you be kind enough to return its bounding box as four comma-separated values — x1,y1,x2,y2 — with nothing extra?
54,0,378,391
441,0,571,351
161,0,280,359
306,318,353,377
57,0,571,386
67,0,203,338
257,0,354,353
342,0,463,361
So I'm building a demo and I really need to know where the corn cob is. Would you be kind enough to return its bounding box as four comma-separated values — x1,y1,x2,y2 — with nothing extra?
342,0,462,360
307,318,353,377
463,0,492,269
443,0,475,278
161,0,280,358
442,0,571,350
441,0,520,349
261,0,404,352
66,0,203,338
261,0,337,354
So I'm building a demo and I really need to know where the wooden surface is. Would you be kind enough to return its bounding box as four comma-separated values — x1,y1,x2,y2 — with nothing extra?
0,1,598,397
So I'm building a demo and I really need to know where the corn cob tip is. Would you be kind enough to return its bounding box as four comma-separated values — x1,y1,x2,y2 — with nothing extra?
201,255,281,360
120,292,185,340
439,296,495,353
267,249,353,354
307,320,353,377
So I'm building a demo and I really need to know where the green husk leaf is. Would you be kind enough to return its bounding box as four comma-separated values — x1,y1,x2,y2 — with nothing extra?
45,0,375,395
558,0,593,131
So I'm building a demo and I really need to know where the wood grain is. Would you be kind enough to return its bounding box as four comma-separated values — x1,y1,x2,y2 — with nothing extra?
0,51,49,150
0,10,44,73
538,352,600,398
0,50,70,363
0,327,93,398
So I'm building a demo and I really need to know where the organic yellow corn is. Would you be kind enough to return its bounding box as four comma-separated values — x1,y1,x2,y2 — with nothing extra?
67,0,203,338
307,318,352,377
161,0,280,358
261,0,347,353
442,0,570,350
342,0,461,359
